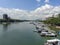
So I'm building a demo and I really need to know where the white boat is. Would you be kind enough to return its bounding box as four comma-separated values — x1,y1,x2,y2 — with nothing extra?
41,32,57,37
33,30,38,32
40,32,48,36
45,39,60,45
45,32,57,37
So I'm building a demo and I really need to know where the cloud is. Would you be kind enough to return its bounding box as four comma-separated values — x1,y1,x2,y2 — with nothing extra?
36,0,49,3
0,4,60,20
31,4,60,19
45,0,49,3
36,0,41,2
0,8,30,19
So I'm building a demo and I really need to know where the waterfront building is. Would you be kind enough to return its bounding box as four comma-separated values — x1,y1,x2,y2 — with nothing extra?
3,14,9,20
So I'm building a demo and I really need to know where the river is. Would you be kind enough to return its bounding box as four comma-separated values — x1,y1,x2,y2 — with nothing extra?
0,22,60,45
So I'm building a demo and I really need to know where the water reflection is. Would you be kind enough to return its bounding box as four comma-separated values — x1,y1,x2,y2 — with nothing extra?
3,23,10,32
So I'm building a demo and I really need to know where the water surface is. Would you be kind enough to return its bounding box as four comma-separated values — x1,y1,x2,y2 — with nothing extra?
0,22,60,45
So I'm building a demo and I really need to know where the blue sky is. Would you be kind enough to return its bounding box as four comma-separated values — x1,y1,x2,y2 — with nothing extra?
0,0,60,10
0,0,60,20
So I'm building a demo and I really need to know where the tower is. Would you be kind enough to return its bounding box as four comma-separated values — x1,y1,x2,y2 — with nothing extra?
3,14,8,20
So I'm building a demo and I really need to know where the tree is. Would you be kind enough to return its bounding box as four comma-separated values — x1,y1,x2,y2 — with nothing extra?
58,14,60,18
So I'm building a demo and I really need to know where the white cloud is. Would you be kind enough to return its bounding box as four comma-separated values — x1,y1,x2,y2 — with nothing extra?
31,4,60,19
0,8,30,19
36,0,41,2
45,0,49,3
0,4,60,20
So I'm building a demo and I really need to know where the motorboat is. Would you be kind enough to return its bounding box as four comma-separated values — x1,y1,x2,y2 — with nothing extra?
37,29,48,33
41,32,57,37
33,30,38,32
36,26,39,29
44,39,60,45
40,32,48,36
45,32,57,37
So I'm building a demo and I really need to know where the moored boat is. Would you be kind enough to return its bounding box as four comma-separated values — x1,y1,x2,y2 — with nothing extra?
44,39,60,45
41,32,57,37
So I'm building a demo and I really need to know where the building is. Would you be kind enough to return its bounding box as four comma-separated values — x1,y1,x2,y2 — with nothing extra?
3,14,9,20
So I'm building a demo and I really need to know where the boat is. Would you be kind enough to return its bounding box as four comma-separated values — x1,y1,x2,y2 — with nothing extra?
41,32,57,37
37,29,48,33
36,26,39,29
45,32,57,37
33,30,38,32
42,30,48,32
44,39,60,45
40,32,48,36
38,30,42,33
30,22,33,24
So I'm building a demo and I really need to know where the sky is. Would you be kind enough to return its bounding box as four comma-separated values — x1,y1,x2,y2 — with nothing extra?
0,0,60,20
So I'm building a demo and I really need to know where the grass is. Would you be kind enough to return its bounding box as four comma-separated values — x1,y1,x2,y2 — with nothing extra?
48,25,60,31
43,21,60,31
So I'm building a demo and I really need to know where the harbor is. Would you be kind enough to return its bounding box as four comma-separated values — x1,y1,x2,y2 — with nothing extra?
30,22,60,45
0,22,46,45
0,0,59,45
30,22,57,37
0,22,60,45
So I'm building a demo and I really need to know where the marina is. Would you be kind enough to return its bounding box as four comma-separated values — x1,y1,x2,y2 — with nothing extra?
0,22,60,45
31,22,60,45
0,0,59,45
31,22,57,37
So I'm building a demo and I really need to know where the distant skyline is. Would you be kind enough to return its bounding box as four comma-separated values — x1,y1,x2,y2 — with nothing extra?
0,0,60,20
